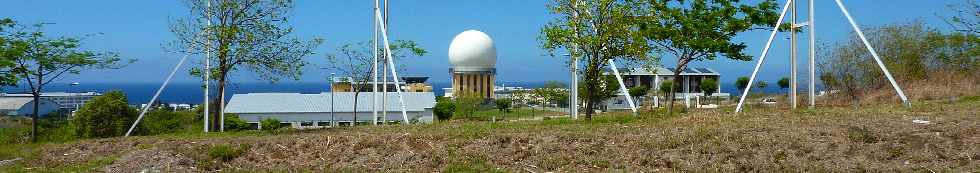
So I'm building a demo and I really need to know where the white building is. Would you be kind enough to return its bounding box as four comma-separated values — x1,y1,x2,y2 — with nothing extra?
603,67,728,110
224,92,437,129
0,97,61,117
1,92,101,112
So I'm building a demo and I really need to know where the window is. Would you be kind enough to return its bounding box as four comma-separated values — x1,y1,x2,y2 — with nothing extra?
300,121,314,126
338,122,352,126
279,123,292,128
317,122,331,127
248,123,259,129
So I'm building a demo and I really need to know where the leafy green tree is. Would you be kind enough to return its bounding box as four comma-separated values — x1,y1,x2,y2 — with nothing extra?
757,81,768,89
540,0,653,119
71,91,137,138
533,81,569,107
735,77,750,91
171,0,324,130
628,86,649,97
433,97,455,121
700,78,718,95
495,98,512,113
778,77,790,90
2,20,128,142
260,118,283,130
636,0,780,113
325,40,426,125
700,78,718,104
658,80,673,97
0,18,21,87
578,75,620,110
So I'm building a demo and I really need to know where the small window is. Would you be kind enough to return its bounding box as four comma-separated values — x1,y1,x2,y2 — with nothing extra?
300,121,314,126
279,123,292,128
338,122,352,126
317,122,331,127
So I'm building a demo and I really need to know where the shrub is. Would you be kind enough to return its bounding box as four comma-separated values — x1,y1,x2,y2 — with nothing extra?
223,113,249,131
434,97,455,121
628,86,649,97
71,90,137,138
208,144,249,162
260,118,283,130
140,110,198,135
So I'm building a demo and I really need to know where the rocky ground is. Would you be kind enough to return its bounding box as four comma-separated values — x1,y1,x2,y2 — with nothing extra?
2,99,979,172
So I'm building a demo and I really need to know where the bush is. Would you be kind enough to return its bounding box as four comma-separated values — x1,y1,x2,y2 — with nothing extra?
434,97,455,121
207,144,249,162
71,90,137,138
139,110,198,135
260,118,283,130
628,86,649,97
223,113,249,131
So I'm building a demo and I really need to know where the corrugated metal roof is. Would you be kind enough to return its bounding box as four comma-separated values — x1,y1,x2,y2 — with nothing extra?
224,92,436,114
0,97,34,110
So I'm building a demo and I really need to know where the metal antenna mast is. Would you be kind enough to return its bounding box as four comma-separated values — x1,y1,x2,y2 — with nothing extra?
608,60,637,114
372,0,379,125
736,0,911,112
203,0,211,133
375,8,411,124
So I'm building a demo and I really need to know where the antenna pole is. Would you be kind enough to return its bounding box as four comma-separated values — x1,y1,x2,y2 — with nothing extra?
808,0,816,108
375,9,411,124
608,59,637,114
735,0,793,113
127,53,191,137
833,0,910,107
203,0,211,133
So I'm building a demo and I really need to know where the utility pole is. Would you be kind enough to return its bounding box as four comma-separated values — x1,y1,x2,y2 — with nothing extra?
331,73,336,127
790,0,798,109
808,0,816,108
203,0,211,133
381,0,389,126
372,0,379,126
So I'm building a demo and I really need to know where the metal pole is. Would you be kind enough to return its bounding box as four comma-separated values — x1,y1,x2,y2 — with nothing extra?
372,0,379,126
219,83,225,132
790,0,798,109
331,73,336,127
381,0,389,125
735,0,793,113
808,0,816,108
126,53,192,137
833,0,910,107
203,0,211,133
608,59,637,114
375,9,411,124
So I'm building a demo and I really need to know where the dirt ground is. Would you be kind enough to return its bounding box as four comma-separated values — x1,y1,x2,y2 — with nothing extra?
4,100,980,172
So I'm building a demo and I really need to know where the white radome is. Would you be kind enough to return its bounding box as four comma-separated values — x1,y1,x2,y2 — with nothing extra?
448,30,496,71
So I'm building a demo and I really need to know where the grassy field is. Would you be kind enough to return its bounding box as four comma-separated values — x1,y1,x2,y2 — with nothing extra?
0,98,978,172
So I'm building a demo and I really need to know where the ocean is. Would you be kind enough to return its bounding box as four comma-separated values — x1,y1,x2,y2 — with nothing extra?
1,81,797,104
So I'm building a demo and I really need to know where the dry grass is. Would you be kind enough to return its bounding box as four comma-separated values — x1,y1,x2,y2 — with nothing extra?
1,99,978,172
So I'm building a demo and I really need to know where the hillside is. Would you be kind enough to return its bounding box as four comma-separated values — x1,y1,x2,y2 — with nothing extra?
1,98,979,172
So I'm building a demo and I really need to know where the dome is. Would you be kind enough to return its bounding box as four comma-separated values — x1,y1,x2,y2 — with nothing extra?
448,30,496,71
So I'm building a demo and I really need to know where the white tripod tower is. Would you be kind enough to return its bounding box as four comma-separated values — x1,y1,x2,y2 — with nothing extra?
372,0,411,124
735,0,911,113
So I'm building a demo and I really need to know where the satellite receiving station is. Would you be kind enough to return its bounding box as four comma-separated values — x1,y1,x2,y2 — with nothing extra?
735,0,911,112
449,30,498,99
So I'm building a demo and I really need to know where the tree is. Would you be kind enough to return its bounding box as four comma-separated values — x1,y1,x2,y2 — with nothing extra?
757,80,768,89
700,78,718,104
735,76,750,91
71,91,137,138
2,20,128,142
578,75,620,111
139,110,197,135
325,40,425,125
0,18,22,87
636,0,780,114
433,97,455,121
540,0,653,119
778,77,790,90
495,98,512,113
942,0,979,35
170,0,324,131
533,81,569,108
628,86,649,98
223,113,249,131
453,90,483,119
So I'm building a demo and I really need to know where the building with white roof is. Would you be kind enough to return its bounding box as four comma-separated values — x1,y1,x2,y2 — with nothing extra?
224,92,437,129
0,97,60,117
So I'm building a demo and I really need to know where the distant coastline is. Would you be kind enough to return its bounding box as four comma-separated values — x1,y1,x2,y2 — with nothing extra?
0,81,811,104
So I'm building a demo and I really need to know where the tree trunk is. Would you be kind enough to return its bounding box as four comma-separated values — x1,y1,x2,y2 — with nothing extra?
30,70,42,143
667,71,680,115
215,74,226,131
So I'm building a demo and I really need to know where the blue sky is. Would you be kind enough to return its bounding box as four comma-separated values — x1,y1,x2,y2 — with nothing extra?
0,0,963,85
